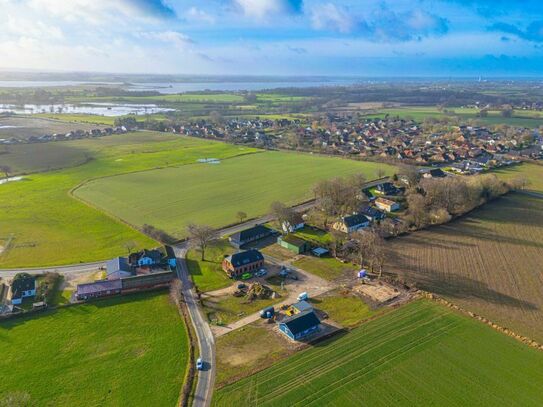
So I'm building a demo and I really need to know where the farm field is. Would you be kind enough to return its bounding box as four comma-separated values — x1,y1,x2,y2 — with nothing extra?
386,194,543,342
0,132,254,267
365,106,543,128
493,163,543,193
0,115,106,139
214,300,543,407
74,151,396,238
0,292,189,406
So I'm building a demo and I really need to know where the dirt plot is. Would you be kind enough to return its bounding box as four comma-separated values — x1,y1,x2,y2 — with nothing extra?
386,193,543,342
0,116,105,140
354,282,400,303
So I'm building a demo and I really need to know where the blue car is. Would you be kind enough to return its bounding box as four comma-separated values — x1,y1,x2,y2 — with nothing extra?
196,358,204,370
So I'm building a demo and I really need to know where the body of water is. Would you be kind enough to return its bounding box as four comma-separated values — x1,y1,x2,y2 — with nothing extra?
0,79,363,94
0,103,175,116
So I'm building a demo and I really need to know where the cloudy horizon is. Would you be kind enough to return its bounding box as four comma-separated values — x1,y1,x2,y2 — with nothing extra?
1,0,543,77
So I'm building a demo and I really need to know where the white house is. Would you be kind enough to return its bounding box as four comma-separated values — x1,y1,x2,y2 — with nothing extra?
10,274,36,305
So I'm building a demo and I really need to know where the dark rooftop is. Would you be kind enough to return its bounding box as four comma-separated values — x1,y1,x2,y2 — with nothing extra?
227,249,264,267
76,279,122,295
342,213,370,228
281,310,320,335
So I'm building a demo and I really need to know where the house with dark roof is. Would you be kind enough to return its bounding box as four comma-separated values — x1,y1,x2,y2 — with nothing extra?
422,168,447,178
135,249,163,267
222,249,264,278
10,273,36,305
279,310,320,340
360,205,386,222
229,225,274,249
332,213,370,234
375,182,401,196
106,257,133,280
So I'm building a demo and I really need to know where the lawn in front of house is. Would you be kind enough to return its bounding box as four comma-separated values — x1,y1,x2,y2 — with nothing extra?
311,290,378,328
186,239,233,292
202,293,284,325
215,321,298,388
0,292,189,407
293,255,356,281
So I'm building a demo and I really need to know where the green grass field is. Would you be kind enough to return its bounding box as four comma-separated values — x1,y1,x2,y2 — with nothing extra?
214,300,543,406
366,106,543,128
311,291,376,328
0,292,188,406
0,132,255,267
292,256,356,281
494,163,543,193
186,239,233,292
74,151,396,238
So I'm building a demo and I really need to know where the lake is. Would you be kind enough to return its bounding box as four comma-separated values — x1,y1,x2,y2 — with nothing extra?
0,103,175,116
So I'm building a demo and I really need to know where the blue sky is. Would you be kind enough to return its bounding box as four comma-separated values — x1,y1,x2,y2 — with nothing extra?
1,0,543,76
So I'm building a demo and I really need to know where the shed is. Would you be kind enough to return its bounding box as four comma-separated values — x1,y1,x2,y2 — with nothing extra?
277,235,310,254
312,247,329,257
292,300,313,314
279,310,321,341
106,257,133,280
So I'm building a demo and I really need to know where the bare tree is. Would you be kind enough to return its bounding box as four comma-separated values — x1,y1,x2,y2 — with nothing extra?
236,211,247,223
0,165,11,180
406,192,427,229
187,224,217,261
123,241,137,256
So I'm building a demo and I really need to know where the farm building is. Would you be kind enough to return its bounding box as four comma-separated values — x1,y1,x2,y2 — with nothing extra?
76,280,122,301
106,257,133,280
279,310,321,341
360,205,386,222
332,213,370,234
229,225,274,249
375,197,400,212
222,249,265,278
277,235,310,254
130,249,164,267
10,273,36,305
76,271,174,301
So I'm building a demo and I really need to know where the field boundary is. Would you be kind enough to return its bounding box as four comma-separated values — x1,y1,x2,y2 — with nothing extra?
420,291,543,351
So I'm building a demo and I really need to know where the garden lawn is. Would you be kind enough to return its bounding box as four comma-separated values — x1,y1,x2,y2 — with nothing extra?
0,132,255,267
186,239,233,292
202,294,283,325
311,291,377,328
74,151,396,238
0,292,189,407
292,255,356,281
214,300,543,407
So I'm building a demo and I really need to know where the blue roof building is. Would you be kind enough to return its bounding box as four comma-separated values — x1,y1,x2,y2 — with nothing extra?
279,310,320,341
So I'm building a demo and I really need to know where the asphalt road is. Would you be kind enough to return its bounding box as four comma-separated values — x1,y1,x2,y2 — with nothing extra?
0,261,105,278
173,242,216,407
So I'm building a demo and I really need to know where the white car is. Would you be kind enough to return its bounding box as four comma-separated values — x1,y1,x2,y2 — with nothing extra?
196,358,204,370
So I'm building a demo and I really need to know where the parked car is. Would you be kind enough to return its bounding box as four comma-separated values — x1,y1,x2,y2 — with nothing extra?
237,283,247,289
241,272,252,280
196,358,204,370
255,269,267,277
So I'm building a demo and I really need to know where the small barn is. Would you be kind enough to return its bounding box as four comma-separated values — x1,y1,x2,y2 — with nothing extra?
277,235,310,254
279,310,321,341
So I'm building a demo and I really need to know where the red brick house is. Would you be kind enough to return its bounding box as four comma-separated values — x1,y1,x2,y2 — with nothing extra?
222,249,264,278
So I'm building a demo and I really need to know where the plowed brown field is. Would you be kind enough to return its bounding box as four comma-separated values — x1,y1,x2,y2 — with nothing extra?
386,193,543,342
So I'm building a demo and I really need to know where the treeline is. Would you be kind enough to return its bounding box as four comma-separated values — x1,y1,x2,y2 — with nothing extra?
405,174,528,229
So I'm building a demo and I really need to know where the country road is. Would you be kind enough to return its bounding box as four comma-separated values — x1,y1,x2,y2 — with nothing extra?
0,261,105,278
173,242,215,407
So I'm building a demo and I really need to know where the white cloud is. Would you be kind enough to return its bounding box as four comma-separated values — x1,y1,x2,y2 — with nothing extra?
186,7,216,24
234,0,303,19
138,31,194,50
310,3,356,33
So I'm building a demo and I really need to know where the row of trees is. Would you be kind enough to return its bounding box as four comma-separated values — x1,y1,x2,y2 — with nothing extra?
405,174,528,229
